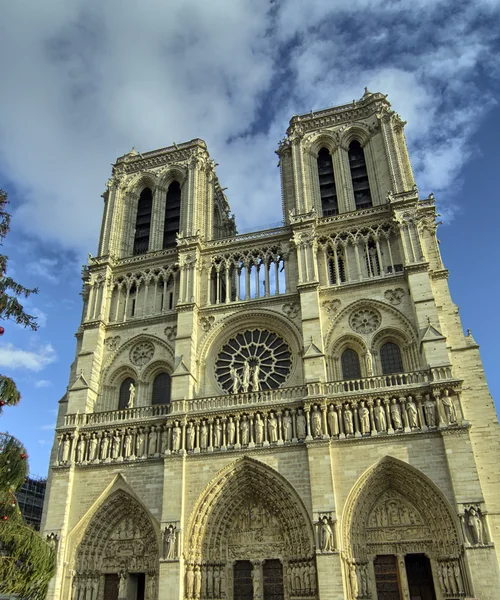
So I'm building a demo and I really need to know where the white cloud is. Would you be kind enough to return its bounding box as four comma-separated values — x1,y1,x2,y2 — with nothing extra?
40,423,56,431
30,308,48,328
0,343,57,372
35,379,52,388
0,0,499,251
27,258,60,284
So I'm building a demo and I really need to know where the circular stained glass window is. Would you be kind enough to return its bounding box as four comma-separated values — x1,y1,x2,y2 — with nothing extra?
215,329,292,393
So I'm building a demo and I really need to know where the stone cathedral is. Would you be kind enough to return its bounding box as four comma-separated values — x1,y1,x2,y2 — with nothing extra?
42,90,500,600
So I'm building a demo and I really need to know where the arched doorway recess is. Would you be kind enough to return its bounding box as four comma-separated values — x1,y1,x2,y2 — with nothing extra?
342,456,470,600
184,457,317,599
73,489,159,600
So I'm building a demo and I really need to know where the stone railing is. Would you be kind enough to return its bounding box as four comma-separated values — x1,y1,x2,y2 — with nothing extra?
308,371,431,396
64,404,170,427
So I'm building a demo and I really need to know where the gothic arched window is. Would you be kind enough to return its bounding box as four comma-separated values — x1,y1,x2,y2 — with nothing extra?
380,342,404,374
133,188,153,255
118,377,135,410
341,349,362,380
152,372,172,405
327,246,346,284
317,147,338,216
163,181,181,248
348,140,372,210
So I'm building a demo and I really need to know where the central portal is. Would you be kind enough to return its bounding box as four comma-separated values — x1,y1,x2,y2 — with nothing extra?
233,559,284,600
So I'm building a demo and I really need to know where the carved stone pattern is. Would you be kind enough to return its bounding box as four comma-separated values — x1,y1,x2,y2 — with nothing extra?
164,326,177,342
322,299,341,316
384,288,405,305
130,341,155,367
104,336,121,352
282,302,300,319
200,316,215,332
349,308,381,334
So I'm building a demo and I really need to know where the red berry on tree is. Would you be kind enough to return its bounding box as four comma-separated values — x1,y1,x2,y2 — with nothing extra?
0,326,4,335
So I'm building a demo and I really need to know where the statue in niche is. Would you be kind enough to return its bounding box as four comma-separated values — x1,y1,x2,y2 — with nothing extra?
194,565,202,598
227,417,235,445
200,421,208,449
100,432,110,460
62,435,71,463
319,516,335,551
268,413,278,442
358,401,370,434
344,406,354,435
92,578,99,599
163,525,177,559
359,565,368,597
172,422,181,451
214,418,222,447
241,415,250,445
186,566,194,598
390,398,403,429
364,349,375,376
424,394,437,427
124,429,133,457
327,405,339,436
149,426,158,454
242,360,251,393
349,564,359,599
374,399,387,432
76,436,85,463
283,409,293,441
296,408,306,439
406,396,418,428
454,562,464,593
441,389,457,424
88,433,98,461
466,506,484,545
252,567,262,600
186,422,195,450
311,406,322,437
136,429,146,457
111,433,121,459
230,366,241,394
255,414,264,444
118,573,128,598
127,382,136,408
448,563,457,594
160,428,167,454
213,566,221,597
252,362,261,392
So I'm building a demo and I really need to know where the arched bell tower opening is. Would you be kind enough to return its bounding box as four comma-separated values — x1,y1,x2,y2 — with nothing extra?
342,457,470,600
184,457,317,600
72,490,160,600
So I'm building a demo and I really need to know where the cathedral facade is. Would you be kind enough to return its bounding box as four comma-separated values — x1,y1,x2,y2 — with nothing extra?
42,90,500,600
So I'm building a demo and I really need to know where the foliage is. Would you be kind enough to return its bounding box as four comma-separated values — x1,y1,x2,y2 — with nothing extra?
0,189,56,598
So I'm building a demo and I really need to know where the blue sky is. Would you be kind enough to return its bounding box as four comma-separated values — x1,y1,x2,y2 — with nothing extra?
0,0,499,477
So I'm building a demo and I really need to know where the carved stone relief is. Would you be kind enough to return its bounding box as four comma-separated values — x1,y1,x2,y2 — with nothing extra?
164,326,177,342
322,298,341,316
282,301,300,319
104,336,121,352
349,308,381,334
130,341,155,367
384,288,405,305
200,315,215,332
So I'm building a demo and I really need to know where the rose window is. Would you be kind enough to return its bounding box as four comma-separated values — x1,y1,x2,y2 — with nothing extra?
215,329,292,393
130,341,155,367
349,308,381,334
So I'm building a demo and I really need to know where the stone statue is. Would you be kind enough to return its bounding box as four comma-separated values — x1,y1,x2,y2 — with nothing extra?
311,406,322,437
172,423,181,451
467,506,484,545
136,430,146,457
227,417,235,445
374,399,387,432
186,566,194,598
283,409,293,441
252,363,261,392
127,382,136,408
390,398,403,429
149,426,158,454
76,436,85,463
100,433,109,460
187,422,195,450
111,433,121,459
164,525,177,559
406,396,418,428
88,433,98,461
230,365,241,394
453,562,463,593
296,409,306,439
364,349,375,376
344,406,354,435
213,418,222,447
320,516,334,551
358,401,370,434
118,572,128,598
441,389,457,424
194,565,202,598
242,360,251,393
424,395,437,427
359,565,368,597
255,414,264,444
124,430,133,457
62,435,71,463
252,566,262,600
349,564,359,599
327,405,339,436
241,416,250,445
448,563,457,594
160,428,167,454
268,413,278,443
200,421,208,449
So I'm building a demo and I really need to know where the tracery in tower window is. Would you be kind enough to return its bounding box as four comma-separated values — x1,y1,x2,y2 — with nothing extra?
317,147,338,216
380,342,404,374
348,140,372,210
341,349,362,380
152,372,171,405
133,187,153,255
163,181,181,248
215,329,292,393
327,246,346,284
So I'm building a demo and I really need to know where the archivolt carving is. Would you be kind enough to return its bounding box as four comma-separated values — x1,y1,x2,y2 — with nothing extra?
342,456,462,562
184,457,315,563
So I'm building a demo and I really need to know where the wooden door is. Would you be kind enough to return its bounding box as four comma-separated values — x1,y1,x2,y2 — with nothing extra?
405,554,436,600
234,560,253,600
103,574,119,600
374,555,402,600
263,559,284,600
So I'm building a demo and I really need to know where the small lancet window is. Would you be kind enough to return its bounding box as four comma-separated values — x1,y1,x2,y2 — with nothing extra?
380,342,404,374
163,181,181,248
152,372,172,405
133,188,153,255
348,140,372,210
327,246,346,284
118,377,135,410
365,240,381,277
341,349,362,380
317,148,338,216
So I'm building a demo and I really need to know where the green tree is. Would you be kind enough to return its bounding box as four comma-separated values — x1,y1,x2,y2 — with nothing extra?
0,189,56,599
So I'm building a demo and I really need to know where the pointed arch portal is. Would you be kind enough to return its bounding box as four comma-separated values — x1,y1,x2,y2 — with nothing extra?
184,457,317,600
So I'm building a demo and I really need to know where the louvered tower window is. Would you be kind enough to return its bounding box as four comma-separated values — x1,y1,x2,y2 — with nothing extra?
152,372,172,405
341,349,362,380
380,342,404,374
317,148,338,216
118,377,135,410
163,181,181,248
133,188,152,255
348,140,372,210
